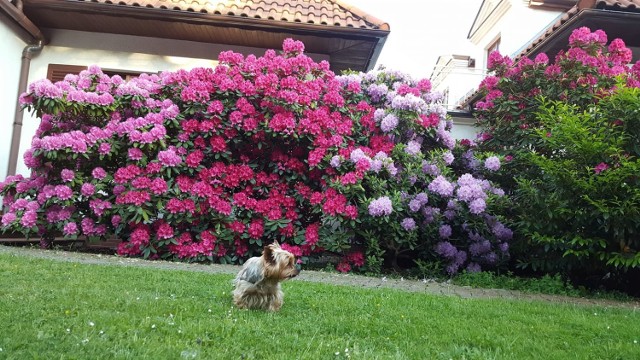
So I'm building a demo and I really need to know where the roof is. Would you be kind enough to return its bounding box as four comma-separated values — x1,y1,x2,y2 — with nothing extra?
590,0,640,10
9,0,390,72
517,0,640,60
76,0,389,30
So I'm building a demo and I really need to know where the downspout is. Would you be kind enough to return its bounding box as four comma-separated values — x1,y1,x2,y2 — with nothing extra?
1,0,46,176
8,41,44,176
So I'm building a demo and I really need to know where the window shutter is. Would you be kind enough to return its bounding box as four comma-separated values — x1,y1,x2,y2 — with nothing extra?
46,64,87,82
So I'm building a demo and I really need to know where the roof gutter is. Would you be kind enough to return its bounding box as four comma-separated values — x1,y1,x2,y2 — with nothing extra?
1,0,46,176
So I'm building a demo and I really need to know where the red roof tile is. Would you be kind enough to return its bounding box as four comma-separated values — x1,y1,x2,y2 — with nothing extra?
79,0,389,30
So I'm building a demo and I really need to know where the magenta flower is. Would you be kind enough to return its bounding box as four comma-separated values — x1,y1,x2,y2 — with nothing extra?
63,222,78,236
157,149,182,167
61,169,75,182
594,162,609,174
92,167,107,180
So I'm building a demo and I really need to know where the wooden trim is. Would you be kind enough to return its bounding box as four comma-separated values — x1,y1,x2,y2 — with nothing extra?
47,64,87,82
46,64,146,82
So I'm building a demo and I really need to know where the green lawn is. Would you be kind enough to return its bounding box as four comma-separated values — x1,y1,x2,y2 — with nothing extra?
0,252,638,359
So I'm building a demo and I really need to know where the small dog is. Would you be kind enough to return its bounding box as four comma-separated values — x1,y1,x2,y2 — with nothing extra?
233,242,300,311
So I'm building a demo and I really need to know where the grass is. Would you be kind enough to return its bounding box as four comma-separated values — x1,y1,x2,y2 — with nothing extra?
451,271,634,300
1,253,639,359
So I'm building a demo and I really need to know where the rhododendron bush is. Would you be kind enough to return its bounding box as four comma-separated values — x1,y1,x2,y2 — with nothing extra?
1,39,510,274
474,27,640,283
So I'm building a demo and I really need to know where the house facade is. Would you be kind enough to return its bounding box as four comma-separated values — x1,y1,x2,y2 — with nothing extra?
0,0,389,179
433,0,640,139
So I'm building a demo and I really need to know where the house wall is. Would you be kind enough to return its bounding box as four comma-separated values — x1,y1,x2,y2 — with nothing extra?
431,0,568,140
450,115,478,141
12,29,330,176
0,20,26,181
472,2,565,71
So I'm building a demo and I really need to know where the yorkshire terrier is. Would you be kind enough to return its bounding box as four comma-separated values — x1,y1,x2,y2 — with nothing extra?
233,242,300,311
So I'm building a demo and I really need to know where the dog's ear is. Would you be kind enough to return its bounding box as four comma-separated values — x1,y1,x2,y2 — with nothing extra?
263,244,276,265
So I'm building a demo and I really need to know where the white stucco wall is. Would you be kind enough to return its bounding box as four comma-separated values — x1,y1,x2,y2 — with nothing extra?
14,29,330,176
0,20,26,181
450,116,478,141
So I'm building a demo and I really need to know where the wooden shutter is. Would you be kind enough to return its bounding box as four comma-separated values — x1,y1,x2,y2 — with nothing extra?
46,64,87,82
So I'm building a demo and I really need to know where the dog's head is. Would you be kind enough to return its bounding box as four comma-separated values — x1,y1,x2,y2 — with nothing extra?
262,242,300,281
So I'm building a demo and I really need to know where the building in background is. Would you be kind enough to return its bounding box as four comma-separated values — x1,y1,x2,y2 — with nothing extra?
433,0,640,140
0,0,390,179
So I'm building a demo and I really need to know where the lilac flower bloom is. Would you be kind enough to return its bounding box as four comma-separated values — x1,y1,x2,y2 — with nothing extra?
380,114,399,132
370,159,383,173
428,176,454,197
385,162,398,176
415,192,429,205
368,196,393,217
391,93,427,112
482,252,499,265
439,224,452,238
444,210,456,221
408,199,422,212
401,217,417,231
422,161,440,176
492,222,513,241
374,152,389,161
442,151,454,165
466,263,482,273
457,173,476,187
330,155,342,168
436,122,455,149
499,242,510,253
405,141,421,156
485,156,501,171
470,240,492,256
422,206,440,224
373,108,386,122
367,83,389,102
350,149,368,163
435,241,457,259
469,198,486,214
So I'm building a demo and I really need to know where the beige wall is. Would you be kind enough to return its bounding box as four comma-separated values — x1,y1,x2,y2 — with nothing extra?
0,20,26,181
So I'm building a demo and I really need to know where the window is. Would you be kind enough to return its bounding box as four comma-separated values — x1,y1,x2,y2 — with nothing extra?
46,64,144,82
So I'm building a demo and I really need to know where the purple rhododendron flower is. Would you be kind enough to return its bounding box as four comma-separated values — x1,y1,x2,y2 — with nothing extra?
484,156,501,171
469,198,486,214
368,196,393,217
428,175,454,197
439,224,452,238
380,114,399,132
401,217,417,231
405,141,421,156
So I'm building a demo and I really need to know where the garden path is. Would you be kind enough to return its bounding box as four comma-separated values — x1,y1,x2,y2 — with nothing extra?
2,244,638,310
